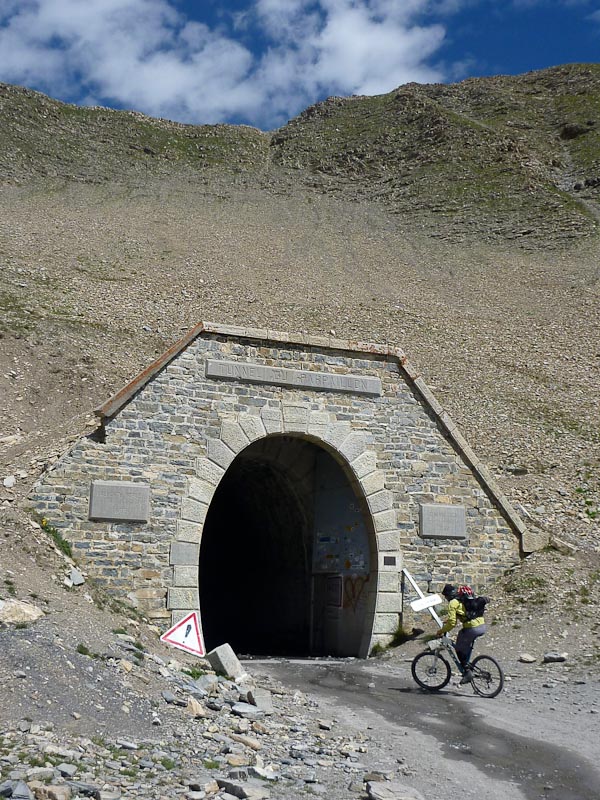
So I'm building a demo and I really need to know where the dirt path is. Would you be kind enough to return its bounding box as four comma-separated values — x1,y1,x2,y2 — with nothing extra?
250,658,600,800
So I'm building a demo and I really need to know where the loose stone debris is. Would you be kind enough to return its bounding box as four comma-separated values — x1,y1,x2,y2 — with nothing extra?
0,635,425,800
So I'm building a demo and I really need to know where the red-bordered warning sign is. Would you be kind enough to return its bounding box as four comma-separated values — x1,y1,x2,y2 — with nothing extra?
160,611,205,657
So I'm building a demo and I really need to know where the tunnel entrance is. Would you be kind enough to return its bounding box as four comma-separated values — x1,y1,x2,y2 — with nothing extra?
199,435,373,657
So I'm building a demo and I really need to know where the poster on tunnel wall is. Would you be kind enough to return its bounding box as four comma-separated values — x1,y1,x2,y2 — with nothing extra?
312,452,370,576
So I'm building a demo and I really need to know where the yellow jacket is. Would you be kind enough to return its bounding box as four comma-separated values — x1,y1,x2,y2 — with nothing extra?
439,598,484,634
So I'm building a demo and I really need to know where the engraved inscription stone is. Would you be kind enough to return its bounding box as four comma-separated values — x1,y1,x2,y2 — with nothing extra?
419,504,467,539
89,480,150,522
206,359,381,396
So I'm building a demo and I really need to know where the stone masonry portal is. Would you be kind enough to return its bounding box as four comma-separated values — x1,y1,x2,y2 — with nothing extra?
199,436,375,657
30,322,544,658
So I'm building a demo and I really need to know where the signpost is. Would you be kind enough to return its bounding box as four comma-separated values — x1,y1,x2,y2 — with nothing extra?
402,568,444,628
160,611,206,657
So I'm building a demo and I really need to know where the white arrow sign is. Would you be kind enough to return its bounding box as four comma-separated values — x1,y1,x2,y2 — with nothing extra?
160,611,205,657
402,568,444,627
410,593,442,612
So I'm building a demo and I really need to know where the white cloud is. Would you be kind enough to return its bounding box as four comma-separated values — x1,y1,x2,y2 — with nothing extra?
0,0,449,127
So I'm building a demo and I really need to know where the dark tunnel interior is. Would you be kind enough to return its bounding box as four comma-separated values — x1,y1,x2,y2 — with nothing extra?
199,437,316,655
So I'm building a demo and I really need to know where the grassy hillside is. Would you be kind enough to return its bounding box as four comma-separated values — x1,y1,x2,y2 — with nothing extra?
0,83,269,182
272,64,600,243
2,64,599,244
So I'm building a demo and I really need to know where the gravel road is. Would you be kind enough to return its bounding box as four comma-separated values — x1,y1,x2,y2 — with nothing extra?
251,656,600,800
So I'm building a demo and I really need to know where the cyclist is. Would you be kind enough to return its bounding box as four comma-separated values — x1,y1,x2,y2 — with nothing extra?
436,583,487,684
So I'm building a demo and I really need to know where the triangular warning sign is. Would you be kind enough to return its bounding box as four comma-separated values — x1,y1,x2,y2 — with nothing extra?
160,611,205,657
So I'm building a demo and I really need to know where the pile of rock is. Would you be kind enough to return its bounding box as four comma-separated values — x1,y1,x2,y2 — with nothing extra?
0,642,419,800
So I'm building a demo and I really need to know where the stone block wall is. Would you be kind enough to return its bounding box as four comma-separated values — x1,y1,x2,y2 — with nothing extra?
30,326,524,650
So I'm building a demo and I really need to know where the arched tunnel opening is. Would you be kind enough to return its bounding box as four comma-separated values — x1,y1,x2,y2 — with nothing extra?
199,435,373,657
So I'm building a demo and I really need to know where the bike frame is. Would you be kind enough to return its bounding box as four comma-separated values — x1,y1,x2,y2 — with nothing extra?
428,635,466,673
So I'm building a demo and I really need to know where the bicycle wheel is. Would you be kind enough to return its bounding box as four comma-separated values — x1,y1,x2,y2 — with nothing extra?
470,654,504,698
411,651,452,691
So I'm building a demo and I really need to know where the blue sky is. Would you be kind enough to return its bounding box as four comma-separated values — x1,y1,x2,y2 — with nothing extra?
0,1,598,130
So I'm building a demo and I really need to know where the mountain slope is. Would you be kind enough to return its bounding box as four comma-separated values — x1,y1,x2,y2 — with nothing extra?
0,64,599,557
2,64,600,244
272,63,600,243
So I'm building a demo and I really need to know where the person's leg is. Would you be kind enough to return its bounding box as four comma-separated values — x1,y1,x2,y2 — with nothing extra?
457,625,487,666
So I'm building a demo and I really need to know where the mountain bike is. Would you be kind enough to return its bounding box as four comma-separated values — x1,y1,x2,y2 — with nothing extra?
411,634,504,698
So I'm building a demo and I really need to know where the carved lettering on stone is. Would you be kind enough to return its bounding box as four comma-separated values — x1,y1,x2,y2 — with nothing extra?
419,504,467,539
89,480,150,522
206,360,382,396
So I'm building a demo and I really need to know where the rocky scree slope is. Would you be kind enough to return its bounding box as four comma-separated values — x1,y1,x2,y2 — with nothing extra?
1,63,600,245
0,63,599,679
272,63,600,244
1,508,406,800
1,504,600,800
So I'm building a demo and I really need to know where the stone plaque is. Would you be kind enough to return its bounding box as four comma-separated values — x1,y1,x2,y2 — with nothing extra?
89,480,150,522
379,551,401,571
206,359,382,396
419,504,467,539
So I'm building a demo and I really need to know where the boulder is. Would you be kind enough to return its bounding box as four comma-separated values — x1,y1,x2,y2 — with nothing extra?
518,653,537,663
0,599,44,625
543,652,567,663
206,643,247,680
366,781,425,800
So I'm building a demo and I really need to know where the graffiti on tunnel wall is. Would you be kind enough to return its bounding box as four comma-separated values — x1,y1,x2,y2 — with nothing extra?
343,574,369,612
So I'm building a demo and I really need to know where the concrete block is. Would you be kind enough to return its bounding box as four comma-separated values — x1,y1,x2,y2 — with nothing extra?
305,334,330,348
322,422,352,450
307,413,331,440
339,432,367,464
175,520,201,543
268,328,289,342
205,323,246,336
260,408,283,433
181,497,208,524
373,509,397,533
376,592,402,613
376,531,401,551
172,566,198,587
373,612,400,635
248,327,268,339
238,415,267,443
367,490,393,515
195,458,225,487
282,403,309,431
206,643,247,679
378,571,400,592
351,450,378,479
361,470,385,496
522,526,549,553
188,477,214,504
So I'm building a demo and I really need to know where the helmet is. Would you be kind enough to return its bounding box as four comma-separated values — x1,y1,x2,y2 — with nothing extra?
457,585,474,599
441,583,457,599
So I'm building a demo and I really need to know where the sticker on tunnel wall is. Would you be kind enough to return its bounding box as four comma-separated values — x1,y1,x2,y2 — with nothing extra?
160,611,205,657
